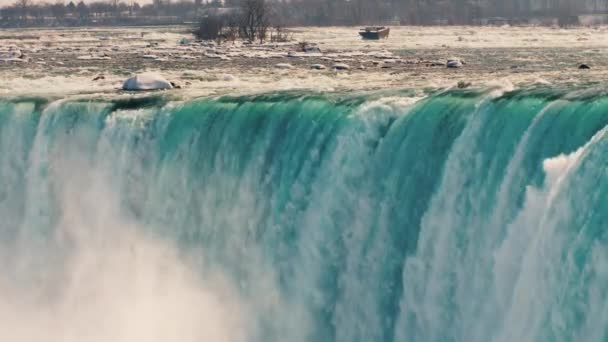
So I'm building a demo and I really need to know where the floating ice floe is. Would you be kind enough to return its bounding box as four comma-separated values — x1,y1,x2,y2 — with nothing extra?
0,49,25,62
302,44,321,53
310,64,326,70
0,49,22,58
367,50,395,59
122,73,173,91
332,63,350,70
77,55,111,60
0,58,26,63
447,58,464,68
276,63,294,69
203,52,231,60
289,51,322,58
142,54,159,59
204,52,223,59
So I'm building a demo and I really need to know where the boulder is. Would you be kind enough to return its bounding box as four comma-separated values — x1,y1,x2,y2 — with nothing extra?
122,73,173,91
457,81,472,89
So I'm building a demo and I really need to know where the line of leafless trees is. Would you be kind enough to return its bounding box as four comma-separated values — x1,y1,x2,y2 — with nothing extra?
0,0,200,27
273,0,608,26
3,0,608,28
194,0,279,43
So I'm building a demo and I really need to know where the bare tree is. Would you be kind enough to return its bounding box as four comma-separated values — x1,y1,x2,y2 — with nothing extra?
557,0,578,26
50,1,66,21
110,0,119,17
15,0,29,22
239,0,270,43
76,0,89,19
350,0,365,25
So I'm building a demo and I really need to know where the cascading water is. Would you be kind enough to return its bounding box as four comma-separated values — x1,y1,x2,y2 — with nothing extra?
0,88,606,342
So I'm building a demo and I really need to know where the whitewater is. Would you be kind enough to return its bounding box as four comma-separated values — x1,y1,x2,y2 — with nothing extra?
0,85,606,342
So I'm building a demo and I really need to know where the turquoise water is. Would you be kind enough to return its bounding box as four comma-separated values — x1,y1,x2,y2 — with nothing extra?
0,88,607,341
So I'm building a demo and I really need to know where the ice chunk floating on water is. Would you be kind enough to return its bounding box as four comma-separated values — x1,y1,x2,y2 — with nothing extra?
122,73,173,90
0,88,607,342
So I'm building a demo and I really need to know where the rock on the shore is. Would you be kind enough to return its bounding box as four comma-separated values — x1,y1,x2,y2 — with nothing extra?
122,73,173,91
457,81,472,89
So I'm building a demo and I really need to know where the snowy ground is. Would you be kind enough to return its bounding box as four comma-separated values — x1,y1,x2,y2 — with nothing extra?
1,25,608,96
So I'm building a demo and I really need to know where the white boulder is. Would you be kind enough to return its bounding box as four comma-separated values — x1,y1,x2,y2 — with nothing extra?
122,73,173,91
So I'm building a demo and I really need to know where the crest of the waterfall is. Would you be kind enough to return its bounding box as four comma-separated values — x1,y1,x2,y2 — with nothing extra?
0,89,607,342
